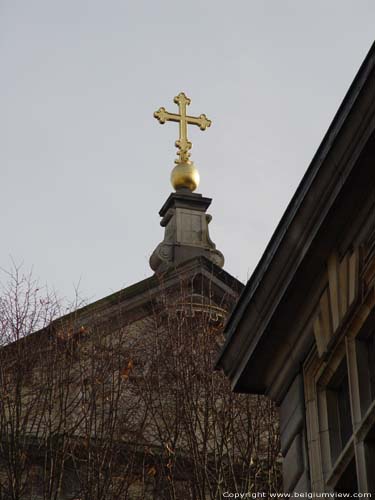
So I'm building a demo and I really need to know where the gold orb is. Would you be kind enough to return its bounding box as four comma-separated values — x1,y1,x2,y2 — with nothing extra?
170,161,200,191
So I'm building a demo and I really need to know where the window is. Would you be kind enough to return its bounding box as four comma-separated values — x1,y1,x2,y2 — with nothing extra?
306,321,375,492
306,350,359,493
303,247,375,493
356,325,375,414
326,359,352,464
334,458,358,494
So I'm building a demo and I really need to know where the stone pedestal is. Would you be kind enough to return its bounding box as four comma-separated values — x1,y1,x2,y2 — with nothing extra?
150,189,224,273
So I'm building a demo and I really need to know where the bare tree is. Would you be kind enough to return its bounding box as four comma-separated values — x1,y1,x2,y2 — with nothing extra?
0,266,281,500
0,264,77,499
126,276,281,499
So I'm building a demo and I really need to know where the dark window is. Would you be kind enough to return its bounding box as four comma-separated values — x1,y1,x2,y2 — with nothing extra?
334,457,358,494
363,424,375,492
356,329,375,414
326,359,353,464
367,334,375,400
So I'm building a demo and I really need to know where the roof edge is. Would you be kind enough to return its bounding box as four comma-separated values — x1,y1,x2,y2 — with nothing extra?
220,41,375,355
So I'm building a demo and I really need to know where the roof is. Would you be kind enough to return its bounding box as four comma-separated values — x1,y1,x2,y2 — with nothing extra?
3,256,243,350
216,41,375,401
55,255,243,326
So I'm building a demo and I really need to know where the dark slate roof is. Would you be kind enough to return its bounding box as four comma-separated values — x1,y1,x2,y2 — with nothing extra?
216,41,375,398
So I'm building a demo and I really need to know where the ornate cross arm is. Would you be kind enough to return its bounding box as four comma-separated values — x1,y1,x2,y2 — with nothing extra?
185,114,211,131
154,109,211,131
154,107,175,124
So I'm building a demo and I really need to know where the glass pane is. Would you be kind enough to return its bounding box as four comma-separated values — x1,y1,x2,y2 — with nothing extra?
326,359,353,464
337,374,352,446
356,329,375,415
334,457,358,493
368,334,375,401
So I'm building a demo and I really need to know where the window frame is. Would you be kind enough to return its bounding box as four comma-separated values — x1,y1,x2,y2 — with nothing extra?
304,293,375,493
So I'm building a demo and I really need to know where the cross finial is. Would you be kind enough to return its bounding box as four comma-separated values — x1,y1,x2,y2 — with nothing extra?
154,92,211,164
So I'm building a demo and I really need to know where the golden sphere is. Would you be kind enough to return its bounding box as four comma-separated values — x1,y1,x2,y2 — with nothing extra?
170,161,200,191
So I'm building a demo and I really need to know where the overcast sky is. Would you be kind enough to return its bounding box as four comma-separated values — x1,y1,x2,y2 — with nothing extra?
1,1,374,303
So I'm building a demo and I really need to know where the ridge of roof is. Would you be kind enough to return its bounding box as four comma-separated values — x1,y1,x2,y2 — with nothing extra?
52,255,242,327
2,255,243,350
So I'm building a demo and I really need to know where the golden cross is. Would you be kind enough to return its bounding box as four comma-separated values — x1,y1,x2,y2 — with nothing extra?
154,92,211,163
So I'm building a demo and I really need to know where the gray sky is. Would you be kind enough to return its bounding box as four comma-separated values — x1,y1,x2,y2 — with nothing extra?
1,1,374,302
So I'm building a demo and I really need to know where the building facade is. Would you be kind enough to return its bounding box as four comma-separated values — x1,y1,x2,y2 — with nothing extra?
217,43,375,494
